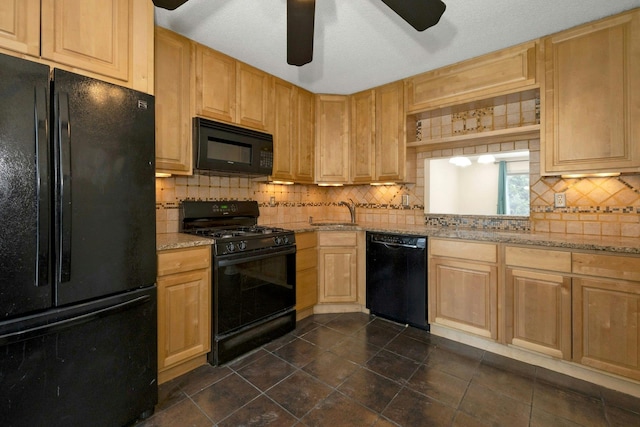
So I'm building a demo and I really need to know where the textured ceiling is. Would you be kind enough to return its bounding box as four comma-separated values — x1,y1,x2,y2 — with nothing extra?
155,0,640,95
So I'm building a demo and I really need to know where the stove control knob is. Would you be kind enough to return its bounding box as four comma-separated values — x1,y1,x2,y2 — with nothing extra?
282,236,289,245
238,241,247,251
226,242,235,253
274,236,282,245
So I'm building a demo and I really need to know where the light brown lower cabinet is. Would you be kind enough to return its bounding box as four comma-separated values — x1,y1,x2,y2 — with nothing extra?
429,239,498,340
505,268,572,359
317,231,358,304
295,232,317,319
572,252,640,381
504,246,572,360
157,246,211,384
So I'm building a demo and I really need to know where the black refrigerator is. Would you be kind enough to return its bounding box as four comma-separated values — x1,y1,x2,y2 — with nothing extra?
0,53,157,426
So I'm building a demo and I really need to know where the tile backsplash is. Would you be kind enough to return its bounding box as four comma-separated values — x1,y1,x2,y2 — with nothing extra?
157,136,640,237
155,176,424,233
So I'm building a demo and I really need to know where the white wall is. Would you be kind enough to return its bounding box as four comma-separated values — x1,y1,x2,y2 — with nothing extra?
425,158,501,215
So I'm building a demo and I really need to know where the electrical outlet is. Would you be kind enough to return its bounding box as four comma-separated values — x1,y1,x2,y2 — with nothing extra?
269,196,276,207
554,192,566,208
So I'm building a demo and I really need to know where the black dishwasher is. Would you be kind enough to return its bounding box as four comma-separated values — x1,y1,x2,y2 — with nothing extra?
366,232,429,330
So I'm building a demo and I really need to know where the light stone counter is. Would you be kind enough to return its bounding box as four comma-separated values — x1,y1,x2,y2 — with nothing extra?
279,221,640,255
157,223,640,254
156,233,214,251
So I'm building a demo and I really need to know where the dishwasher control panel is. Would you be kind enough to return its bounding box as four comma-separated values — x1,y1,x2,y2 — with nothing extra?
368,233,426,248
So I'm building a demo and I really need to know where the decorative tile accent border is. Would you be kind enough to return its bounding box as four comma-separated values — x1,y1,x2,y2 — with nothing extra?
413,90,539,142
425,214,531,231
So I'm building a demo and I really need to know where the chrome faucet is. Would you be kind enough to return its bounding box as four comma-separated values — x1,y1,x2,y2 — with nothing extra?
339,199,357,223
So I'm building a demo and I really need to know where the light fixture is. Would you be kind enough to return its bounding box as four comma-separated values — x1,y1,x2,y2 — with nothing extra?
370,182,397,186
560,172,621,178
477,154,495,164
155,172,172,178
449,156,471,167
317,183,344,187
271,180,294,185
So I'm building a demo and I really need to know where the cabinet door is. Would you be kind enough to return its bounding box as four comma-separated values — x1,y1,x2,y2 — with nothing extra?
294,87,315,183
316,95,350,183
271,78,295,181
541,10,640,174
429,257,498,339
505,268,571,359
195,44,236,123
318,247,357,303
154,27,193,175
157,269,211,371
406,41,536,112
236,62,272,131
375,81,405,182
573,277,640,381
350,89,375,183
0,0,39,56
41,0,129,81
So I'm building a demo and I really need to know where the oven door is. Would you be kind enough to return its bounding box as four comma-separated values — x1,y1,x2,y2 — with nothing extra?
214,245,296,336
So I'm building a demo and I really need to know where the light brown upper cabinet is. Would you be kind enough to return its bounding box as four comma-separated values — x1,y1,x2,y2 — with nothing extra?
405,41,537,113
350,89,376,183
154,27,193,175
195,45,236,123
195,44,272,132
316,94,350,184
270,78,296,182
540,9,640,175
0,0,40,56
270,81,315,184
294,87,315,184
374,81,405,182
236,62,272,131
0,0,154,93
348,81,406,184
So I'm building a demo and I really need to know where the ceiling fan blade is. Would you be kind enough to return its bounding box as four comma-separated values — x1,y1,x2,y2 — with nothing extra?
381,0,446,31
287,0,316,66
152,0,189,10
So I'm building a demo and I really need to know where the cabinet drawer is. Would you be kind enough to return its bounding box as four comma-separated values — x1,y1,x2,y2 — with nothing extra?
296,247,317,271
573,253,640,282
430,239,497,263
158,246,211,277
318,231,357,247
505,246,571,273
296,232,317,250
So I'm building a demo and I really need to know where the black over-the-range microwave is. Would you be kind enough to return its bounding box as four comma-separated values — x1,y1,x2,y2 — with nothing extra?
193,117,274,176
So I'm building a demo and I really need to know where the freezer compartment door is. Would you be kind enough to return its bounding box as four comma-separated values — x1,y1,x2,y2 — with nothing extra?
0,53,52,318
52,69,156,305
0,286,158,427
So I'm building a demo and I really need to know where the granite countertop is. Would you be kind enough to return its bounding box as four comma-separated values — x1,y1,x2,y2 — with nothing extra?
157,223,640,254
278,221,640,255
156,233,214,251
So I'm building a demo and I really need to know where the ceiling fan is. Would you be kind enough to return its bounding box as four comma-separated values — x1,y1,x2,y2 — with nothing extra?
153,0,446,66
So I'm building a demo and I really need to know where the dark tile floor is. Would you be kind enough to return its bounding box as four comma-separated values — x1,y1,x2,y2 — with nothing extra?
134,313,640,427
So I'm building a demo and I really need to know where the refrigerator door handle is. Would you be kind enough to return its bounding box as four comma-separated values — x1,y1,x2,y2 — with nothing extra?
35,84,50,287
56,91,72,283
0,294,151,346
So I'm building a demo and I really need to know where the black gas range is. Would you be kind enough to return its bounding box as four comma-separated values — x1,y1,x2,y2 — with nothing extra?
179,200,296,365
180,201,295,255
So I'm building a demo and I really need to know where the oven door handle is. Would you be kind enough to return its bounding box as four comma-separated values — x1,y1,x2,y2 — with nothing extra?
217,245,296,266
